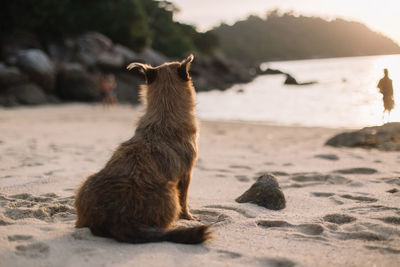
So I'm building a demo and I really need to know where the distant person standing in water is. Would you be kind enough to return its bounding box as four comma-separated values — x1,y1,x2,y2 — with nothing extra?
99,74,118,106
377,68,394,122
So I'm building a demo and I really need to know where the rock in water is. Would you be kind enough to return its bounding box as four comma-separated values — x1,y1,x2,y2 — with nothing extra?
236,173,286,210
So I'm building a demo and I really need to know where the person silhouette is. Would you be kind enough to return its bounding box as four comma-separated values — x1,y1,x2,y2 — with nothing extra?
377,68,394,123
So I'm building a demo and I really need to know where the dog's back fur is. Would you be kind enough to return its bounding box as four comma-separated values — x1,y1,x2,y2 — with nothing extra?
74,55,211,244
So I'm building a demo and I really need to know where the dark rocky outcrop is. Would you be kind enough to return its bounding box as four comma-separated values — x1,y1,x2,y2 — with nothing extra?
15,49,56,92
0,31,266,107
326,123,400,151
3,83,47,105
236,173,286,210
56,67,99,102
0,63,29,89
114,73,142,104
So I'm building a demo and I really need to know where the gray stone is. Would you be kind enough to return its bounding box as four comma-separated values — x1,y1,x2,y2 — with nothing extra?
75,32,130,69
236,173,286,210
114,73,142,104
5,83,47,105
16,49,56,92
0,63,29,89
56,69,99,102
314,154,339,161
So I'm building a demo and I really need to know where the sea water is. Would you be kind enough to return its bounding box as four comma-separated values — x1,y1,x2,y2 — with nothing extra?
196,54,400,128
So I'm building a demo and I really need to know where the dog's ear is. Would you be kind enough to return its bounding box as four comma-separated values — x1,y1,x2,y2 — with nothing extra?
127,62,157,84
177,54,194,81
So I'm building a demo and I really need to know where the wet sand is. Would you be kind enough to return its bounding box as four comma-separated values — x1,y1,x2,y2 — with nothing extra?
0,104,399,266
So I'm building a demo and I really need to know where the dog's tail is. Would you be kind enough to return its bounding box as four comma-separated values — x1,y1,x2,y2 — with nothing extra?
104,224,211,244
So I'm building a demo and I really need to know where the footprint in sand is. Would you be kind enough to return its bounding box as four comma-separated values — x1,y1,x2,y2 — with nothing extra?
332,167,378,175
387,188,399,194
205,204,256,219
340,194,378,203
323,214,357,225
64,188,74,192
235,175,250,182
335,231,387,241
8,235,33,242
15,242,49,258
365,245,400,254
216,249,242,259
0,213,14,226
380,177,400,186
257,220,324,236
259,257,297,267
296,224,325,235
191,209,232,226
347,205,400,215
229,165,252,170
311,192,335,197
314,154,339,161
291,173,351,185
264,162,275,166
2,193,75,222
375,216,400,225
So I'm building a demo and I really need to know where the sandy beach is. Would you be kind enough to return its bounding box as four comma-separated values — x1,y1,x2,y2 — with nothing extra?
0,104,399,267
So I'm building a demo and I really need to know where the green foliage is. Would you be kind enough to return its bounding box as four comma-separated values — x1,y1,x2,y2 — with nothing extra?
0,0,216,57
212,11,400,64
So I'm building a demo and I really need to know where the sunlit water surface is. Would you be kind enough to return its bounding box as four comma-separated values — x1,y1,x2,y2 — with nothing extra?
196,54,400,128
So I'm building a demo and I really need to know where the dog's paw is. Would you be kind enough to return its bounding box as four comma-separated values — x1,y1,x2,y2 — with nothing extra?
179,212,197,220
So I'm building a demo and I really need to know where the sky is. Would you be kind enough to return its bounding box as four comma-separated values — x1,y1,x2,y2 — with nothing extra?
170,0,400,45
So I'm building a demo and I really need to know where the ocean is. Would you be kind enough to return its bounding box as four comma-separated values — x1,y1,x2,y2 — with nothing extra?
196,54,400,128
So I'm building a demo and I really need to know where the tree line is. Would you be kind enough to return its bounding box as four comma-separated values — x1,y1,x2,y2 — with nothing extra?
1,3,399,64
0,0,218,58
212,10,400,64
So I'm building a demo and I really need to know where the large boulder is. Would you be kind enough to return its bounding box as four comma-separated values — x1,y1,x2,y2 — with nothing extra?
16,49,56,92
3,83,47,105
48,33,138,70
236,173,286,210
326,123,400,151
74,32,138,69
0,63,29,90
56,67,99,102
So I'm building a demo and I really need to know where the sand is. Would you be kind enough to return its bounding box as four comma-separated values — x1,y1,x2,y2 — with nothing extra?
0,104,399,267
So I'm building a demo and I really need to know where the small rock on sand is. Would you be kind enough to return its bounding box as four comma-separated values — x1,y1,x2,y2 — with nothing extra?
236,173,286,210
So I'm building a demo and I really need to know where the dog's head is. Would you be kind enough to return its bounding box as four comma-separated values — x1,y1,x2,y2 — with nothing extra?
127,54,194,85
127,54,195,106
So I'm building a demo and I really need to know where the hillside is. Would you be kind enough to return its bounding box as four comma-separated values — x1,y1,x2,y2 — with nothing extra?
212,11,400,64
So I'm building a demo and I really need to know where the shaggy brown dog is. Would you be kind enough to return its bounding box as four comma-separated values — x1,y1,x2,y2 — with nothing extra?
75,55,211,244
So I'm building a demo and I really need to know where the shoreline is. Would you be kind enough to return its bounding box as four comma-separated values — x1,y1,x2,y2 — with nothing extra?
0,102,360,130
